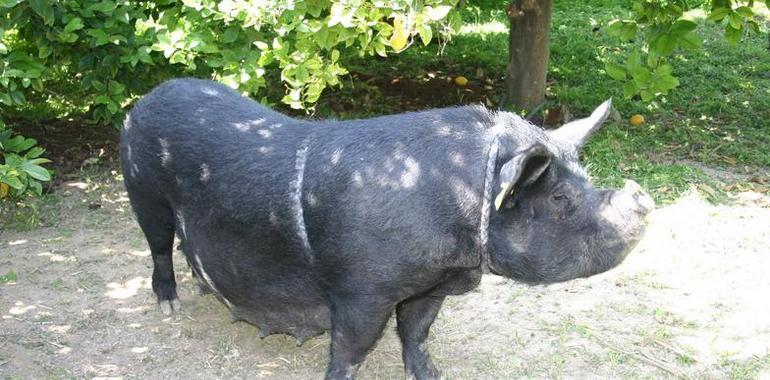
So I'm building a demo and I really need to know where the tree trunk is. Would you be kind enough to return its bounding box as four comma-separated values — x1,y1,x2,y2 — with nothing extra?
506,0,552,109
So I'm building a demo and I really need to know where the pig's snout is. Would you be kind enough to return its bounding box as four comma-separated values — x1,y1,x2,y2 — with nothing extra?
612,179,655,216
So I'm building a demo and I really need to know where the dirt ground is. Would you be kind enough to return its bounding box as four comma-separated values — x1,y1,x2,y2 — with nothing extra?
2,170,770,380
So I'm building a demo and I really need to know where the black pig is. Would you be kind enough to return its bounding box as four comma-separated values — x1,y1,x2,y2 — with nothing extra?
120,78,653,379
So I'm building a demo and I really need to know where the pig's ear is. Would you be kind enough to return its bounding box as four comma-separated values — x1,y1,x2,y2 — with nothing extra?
548,99,612,151
494,144,552,211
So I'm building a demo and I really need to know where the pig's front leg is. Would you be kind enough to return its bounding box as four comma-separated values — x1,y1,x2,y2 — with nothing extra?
325,295,394,380
397,295,444,380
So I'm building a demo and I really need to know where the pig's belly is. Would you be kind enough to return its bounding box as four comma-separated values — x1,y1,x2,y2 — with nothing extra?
180,231,332,342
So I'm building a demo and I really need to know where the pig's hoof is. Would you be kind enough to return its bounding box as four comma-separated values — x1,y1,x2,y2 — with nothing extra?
159,298,181,316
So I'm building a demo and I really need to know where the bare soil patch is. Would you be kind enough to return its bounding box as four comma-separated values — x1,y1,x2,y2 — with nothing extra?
2,172,770,379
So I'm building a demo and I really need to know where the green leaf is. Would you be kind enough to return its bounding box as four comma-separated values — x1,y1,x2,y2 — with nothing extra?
734,6,753,18
29,180,42,195
28,0,55,26
728,12,743,30
0,0,23,8
623,81,638,98
107,101,119,114
670,20,696,36
417,24,432,46
0,92,12,106
725,24,742,44
707,7,730,22
108,80,125,95
25,147,46,159
0,270,17,283
626,49,643,73
223,27,240,43
64,17,85,33
423,5,452,21
607,20,637,41
631,66,651,86
10,90,25,105
651,64,679,93
678,33,702,50
651,34,677,56
87,0,117,15
1,175,23,189
21,162,50,181
4,135,37,152
87,29,110,46
605,62,627,81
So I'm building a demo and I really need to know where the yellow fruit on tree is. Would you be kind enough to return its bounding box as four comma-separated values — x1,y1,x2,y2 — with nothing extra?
629,114,645,126
454,76,468,86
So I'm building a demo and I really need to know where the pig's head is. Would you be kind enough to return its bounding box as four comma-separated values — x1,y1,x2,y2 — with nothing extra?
486,100,654,284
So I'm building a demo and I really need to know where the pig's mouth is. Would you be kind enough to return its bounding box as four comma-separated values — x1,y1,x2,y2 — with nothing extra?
598,180,655,255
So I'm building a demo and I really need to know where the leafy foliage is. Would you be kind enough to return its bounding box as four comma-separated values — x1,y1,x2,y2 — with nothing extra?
0,0,458,127
605,0,767,101
0,120,51,199
0,0,457,197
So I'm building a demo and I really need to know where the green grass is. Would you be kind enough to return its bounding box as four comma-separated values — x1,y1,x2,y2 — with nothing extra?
0,193,61,230
719,354,770,380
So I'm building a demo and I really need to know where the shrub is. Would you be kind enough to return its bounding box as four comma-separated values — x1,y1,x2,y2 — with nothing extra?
0,0,459,127
0,120,51,199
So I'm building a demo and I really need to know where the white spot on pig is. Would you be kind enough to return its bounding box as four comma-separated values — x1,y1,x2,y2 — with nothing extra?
450,176,481,218
352,171,364,188
258,146,273,155
330,149,343,165
450,151,465,167
200,163,210,182
159,138,171,167
194,254,232,308
371,150,421,189
126,145,138,178
123,114,132,130
269,211,280,226
346,364,360,378
435,125,452,135
399,156,420,188
257,129,272,138
307,192,319,207
231,118,266,132
291,142,312,257
201,86,220,96
478,138,499,254
176,210,187,239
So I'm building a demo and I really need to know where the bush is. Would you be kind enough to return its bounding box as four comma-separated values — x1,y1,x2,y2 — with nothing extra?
0,120,51,199
0,0,459,127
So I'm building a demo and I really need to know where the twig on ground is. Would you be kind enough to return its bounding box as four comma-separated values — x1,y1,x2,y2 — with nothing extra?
654,340,699,363
594,332,692,380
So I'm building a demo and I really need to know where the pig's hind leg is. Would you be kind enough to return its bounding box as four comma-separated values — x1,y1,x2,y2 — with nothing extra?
127,190,180,316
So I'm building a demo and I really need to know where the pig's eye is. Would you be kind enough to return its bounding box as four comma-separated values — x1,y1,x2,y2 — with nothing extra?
552,193,568,201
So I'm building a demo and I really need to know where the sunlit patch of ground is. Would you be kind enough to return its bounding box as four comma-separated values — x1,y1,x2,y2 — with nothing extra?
1,174,768,379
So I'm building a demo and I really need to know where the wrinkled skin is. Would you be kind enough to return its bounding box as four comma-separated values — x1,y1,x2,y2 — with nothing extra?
120,79,653,380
